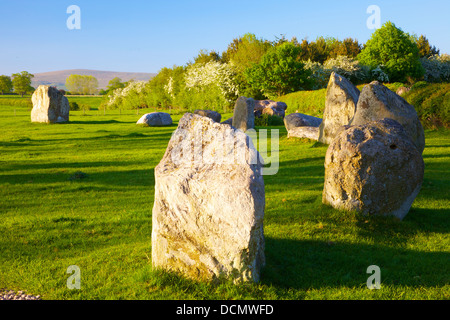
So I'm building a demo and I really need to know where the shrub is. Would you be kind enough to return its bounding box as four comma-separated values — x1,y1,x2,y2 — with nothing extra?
420,54,450,83
411,81,428,90
303,60,332,89
69,101,79,111
370,66,390,82
101,81,148,110
323,55,369,84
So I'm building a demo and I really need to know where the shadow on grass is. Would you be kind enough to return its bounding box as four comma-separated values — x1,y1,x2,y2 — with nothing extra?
0,168,155,187
262,236,449,291
68,120,132,124
135,230,449,299
0,131,175,148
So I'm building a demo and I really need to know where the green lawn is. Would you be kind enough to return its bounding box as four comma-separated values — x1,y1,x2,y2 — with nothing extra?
0,103,449,300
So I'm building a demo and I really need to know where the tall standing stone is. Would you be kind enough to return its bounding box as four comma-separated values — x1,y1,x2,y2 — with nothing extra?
152,113,265,282
351,81,425,154
318,72,360,144
232,96,255,132
31,85,69,123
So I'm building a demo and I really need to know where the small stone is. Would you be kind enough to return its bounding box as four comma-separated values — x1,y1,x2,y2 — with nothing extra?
136,112,173,126
194,109,222,123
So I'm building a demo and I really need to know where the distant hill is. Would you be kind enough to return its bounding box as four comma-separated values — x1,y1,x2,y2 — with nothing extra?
31,69,157,90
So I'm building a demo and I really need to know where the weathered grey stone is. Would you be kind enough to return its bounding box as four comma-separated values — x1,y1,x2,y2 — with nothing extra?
351,81,425,154
136,112,172,126
152,113,265,282
232,97,255,132
255,100,288,118
287,126,320,140
322,118,424,220
194,109,222,123
284,113,322,131
318,72,360,144
31,85,69,123
220,117,233,126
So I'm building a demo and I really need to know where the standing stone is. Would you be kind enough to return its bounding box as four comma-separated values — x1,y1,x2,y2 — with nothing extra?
322,118,424,220
351,81,425,154
136,112,172,126
318,72,360,144
31,85,69,123
152,113,265,282
194,109,222,123
232,96,255,132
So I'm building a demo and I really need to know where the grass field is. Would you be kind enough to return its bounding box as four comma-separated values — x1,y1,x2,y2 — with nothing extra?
0,98,449,300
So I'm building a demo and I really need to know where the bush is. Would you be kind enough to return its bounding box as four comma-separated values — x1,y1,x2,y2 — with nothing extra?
255,114,284,126
69,101,79,111
420,54,450,83
323,55,369,84
80,104,91,111
411,81,428,90
101,81,148,110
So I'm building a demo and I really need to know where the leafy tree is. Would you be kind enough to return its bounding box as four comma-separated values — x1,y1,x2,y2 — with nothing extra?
65,74,98,95
222,33,272,99
328,38,362,59
184,61,239,112
11,71,34,97
416,35,440,58
357,21,424,82
298,39,310,61
223,33,272,73
306,37,328,64
106,77,125,93
245,42,313,99
193,50,221,64
0,75,13,95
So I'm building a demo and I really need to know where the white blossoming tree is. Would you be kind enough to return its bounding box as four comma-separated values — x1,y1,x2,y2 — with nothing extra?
101,81,148,110
421,54,450,83
184,61,239,112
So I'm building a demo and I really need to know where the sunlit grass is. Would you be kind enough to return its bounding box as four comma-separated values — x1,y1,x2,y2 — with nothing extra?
0,103,448,300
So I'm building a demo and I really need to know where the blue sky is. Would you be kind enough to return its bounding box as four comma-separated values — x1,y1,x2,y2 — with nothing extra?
1,0,449,75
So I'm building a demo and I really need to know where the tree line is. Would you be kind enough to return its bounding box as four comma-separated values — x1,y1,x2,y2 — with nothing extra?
0,71,34,97
100,21,448,113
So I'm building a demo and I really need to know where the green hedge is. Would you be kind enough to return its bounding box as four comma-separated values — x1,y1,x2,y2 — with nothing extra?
0,98,32,108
